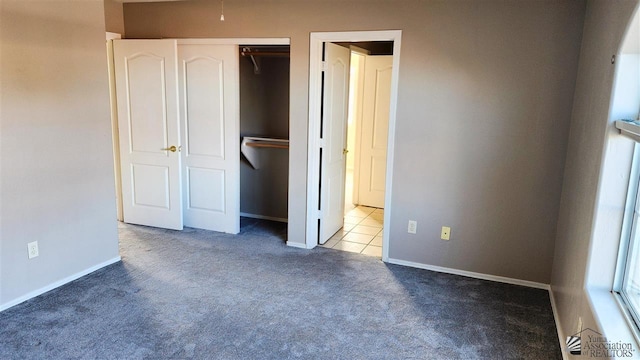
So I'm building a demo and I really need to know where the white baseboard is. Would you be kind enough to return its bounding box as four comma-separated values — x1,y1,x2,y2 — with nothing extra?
286,241,309,249
240,212,288,223
386,258,550,290
549,287,569,360
0,256,121,312
386,258,568,358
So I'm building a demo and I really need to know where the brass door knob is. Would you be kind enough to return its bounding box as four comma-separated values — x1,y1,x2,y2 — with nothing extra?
161,145,178,152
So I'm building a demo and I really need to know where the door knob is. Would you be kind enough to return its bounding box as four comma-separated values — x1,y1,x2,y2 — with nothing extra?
161,145,179,152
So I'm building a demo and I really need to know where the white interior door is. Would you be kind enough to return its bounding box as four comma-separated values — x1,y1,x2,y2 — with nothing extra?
320,43,351,244
178,44,240,234
358,55,392,209
113,39,183,230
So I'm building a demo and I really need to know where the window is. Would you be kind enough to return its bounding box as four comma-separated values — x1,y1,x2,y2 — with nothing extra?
618,146,640,335
609,3,640,341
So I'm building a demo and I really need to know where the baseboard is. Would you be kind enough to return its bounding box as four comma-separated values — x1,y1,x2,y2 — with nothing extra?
0,256,121,312
240,212,288,223
386,258,566,357
386,258,550,290
286,241,309,249
549,287,569,360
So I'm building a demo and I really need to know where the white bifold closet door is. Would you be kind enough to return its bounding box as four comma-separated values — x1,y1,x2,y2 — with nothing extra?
178,44,239,234
113,39,184,230
113,40,239,234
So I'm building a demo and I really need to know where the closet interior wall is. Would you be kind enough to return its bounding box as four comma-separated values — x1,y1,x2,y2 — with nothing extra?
240,46,290,221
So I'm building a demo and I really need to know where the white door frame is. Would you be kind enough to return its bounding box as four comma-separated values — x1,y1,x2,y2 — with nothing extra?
306,30,402,262
106,32,123,221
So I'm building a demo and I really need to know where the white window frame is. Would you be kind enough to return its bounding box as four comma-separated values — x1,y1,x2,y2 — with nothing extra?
614,143,640,342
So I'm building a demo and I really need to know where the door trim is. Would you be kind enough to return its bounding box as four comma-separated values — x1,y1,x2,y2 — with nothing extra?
106,33,123,221
306,30,402,262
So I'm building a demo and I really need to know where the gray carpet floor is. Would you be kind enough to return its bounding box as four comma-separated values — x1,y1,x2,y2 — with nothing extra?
0,219,561,359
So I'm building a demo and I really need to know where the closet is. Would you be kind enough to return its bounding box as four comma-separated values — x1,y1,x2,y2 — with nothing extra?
239,45,290,222
110,39,290,234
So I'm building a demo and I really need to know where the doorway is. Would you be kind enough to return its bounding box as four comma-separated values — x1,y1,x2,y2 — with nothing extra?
239,44,290,242
305,31,402,262
321,43,393,257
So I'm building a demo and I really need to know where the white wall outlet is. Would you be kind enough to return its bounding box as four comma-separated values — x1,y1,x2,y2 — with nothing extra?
407,220,417,234
27,241,39,259
441,226,451,241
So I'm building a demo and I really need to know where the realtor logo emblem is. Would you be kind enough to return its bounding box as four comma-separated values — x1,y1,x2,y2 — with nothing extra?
566,328,636,358
566,335,582,355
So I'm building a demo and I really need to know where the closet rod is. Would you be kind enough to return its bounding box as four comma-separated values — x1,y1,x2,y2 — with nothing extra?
240,51,290,57
246,142,289,149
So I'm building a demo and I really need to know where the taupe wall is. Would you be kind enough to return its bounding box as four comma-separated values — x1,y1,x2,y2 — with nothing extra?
551,0,638,342
104,0,125,36
124,0,585,283
0,1,119,307
240,56,290,219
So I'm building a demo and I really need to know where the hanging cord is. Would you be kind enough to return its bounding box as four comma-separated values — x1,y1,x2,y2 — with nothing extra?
220,0,225,21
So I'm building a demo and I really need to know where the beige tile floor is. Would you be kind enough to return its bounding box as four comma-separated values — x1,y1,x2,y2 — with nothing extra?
320,206,383,258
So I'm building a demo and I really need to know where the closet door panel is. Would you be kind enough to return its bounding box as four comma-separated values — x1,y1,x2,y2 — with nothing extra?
127,55,168,154
113,39,183,230
187,167,225,213
184,57,225,159
179,44,239,234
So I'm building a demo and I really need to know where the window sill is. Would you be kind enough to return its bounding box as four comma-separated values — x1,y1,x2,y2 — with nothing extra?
587,287,640,358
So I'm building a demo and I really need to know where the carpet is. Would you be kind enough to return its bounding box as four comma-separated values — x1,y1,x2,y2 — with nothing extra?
0,219,561,359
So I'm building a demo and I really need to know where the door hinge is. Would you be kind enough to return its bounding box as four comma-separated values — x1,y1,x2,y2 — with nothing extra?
317,210,322,219
318,139,326,148
321,61,328,72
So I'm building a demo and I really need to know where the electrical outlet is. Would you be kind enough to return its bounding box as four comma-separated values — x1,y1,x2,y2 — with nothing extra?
27,241,39,259
441,226,451,241
408,220,417,234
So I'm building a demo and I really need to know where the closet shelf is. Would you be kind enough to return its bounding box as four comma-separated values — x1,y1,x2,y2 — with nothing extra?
241,137,289,169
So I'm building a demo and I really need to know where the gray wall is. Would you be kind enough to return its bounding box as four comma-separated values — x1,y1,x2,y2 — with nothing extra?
124,0,585,284
0,1,119,308
551,0,639,343
240,56,290,219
